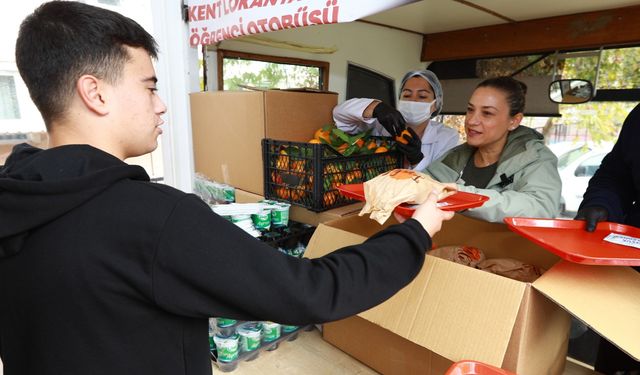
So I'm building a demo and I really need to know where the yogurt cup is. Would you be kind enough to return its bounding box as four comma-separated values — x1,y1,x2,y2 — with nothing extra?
281,324,298,334
261,321,281,351
282,324,299,341
270,203,290,227
213,333,239,363
237,322,262,361
216,317,237,328
251,210,271,231
231,214,252,226
237,322,262,352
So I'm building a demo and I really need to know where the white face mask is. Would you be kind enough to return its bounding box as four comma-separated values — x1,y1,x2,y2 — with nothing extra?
397,100,435,126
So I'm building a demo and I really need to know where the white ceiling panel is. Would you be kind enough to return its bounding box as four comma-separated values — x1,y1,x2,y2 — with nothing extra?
362,0,640,34
362,0,506,34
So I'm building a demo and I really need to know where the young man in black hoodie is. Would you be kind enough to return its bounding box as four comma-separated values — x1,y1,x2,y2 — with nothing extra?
0,2,454,375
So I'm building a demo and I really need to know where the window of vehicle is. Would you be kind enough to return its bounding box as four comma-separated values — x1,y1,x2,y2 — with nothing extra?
0,75,20,120
435,46,640,146
575,153,606,178
557,147,589,170
217,49,328,91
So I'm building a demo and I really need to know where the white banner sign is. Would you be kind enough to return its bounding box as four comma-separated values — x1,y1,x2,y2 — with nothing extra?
187,0,418,46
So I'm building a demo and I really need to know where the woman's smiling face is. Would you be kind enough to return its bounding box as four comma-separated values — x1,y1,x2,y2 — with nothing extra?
464,86,518,150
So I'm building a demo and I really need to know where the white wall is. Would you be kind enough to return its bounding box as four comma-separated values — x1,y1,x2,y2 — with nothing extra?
0,0,50,134
1,0,155,135
151,1,199,192
210,21,426,102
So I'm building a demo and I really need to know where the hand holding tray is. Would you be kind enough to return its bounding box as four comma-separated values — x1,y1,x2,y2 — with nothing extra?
337,183,489,217
504,217,640,266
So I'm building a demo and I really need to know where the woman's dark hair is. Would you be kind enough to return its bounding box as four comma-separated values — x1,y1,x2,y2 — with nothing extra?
15,1,158,127
477,76,527,116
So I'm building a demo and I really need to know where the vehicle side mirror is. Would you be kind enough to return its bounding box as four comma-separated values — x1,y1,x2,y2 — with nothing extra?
549,79,594,104
574,165,588,177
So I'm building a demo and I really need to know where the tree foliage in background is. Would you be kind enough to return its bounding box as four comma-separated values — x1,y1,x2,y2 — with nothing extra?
443,47,640,145
554,47,640,144
223,58,320,90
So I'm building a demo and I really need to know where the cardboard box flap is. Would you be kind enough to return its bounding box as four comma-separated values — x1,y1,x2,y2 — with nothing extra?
304,221,366,258
533,260,640,360
360,255,528,366
304,216,529,367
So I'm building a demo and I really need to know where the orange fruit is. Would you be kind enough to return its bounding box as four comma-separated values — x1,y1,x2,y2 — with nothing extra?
345,170,363,183
366,141,377,150
275,155,289,169
270,171,283,184
336,143,349,154
374,146,388,153
308,138,321,144
275,149,289,169
290,187,306,201
314,128,331,143
291,160,305,173
395,129,411,145
275,187,290,200
323,191,339,206
355,138,365,148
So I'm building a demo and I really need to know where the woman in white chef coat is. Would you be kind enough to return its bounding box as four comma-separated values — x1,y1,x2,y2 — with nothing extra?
332,69,459,170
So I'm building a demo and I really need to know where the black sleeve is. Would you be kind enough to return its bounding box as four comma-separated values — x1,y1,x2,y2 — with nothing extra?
151,195,430,325
580,103,639,222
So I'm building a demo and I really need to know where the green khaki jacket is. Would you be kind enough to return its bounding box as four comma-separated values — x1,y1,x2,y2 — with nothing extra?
424,126,561,223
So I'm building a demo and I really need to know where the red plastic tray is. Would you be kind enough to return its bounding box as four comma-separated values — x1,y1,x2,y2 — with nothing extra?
337,183,489,217
504,217,640,266
445,360,515,375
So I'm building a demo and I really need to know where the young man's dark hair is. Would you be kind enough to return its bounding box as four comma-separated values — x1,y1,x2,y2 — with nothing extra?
15,0,157,127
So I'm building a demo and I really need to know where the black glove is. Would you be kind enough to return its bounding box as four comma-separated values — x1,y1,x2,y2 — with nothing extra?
574,205,608,232
372,102,405,137
397,127,424,166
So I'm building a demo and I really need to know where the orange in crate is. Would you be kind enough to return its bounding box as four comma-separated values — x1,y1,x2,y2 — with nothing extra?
313,128,331,144
445,360,515,375
395,129,411,144
262,139,402,211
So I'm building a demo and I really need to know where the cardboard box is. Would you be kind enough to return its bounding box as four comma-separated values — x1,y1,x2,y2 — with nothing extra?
233,187,265,204
234,188,363,226
190,90,337,195
289,203,364,227
304,214,640,374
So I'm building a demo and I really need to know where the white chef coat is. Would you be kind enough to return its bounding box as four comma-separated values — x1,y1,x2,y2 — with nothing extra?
333,98,460,170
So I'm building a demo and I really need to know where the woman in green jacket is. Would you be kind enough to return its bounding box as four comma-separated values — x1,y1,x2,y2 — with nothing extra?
424,76,561,223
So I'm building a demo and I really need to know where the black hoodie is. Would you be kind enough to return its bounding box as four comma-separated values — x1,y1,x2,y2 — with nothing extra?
0,144,430,375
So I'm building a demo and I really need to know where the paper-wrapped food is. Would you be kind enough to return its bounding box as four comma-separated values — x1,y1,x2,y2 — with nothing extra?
477,258,546,282
429,245,486,268
359,169,455,224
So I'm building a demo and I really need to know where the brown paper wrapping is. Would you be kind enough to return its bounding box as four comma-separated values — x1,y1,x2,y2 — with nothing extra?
359,169,453,224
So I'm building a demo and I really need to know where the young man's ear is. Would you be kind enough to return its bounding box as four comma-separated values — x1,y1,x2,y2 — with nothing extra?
76,75,109,116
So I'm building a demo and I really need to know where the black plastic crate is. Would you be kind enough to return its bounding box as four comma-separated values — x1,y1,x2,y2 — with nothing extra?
262,138,402,211
259,221,316,257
